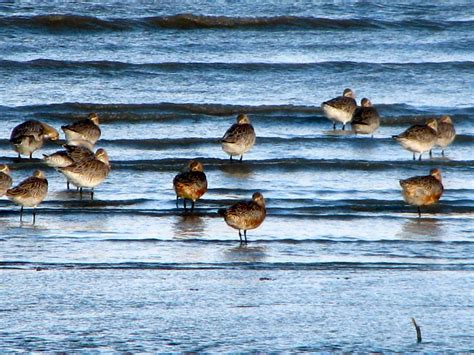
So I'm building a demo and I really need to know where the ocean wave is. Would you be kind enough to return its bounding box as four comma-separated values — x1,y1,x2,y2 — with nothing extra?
1,155,473,173
1,260,471,271
1,59,473,72
1,14,473,31
2,134,473,152
2,101,473,119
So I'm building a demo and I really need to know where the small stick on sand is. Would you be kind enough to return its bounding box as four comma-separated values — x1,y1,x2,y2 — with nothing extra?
411,317,422,343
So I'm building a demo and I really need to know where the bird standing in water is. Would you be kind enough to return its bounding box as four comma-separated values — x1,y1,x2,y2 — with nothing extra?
433,115,456,157
6,170,48,224
399,168,444,217
351,98,380,137
218,192,266,244
173,160,208,212
321,88,357,130
220,113,256,162
392,118,438,160
62,113,101,145
10,120,59,159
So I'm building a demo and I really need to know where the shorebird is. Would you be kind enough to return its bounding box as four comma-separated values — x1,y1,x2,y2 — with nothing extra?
321,88,357,130
220,113,256,162
433,115,456,157
0,164,13,196
399,168,444,217
173,160,208,211
392,118,438,160
58,148,110,200
218,192,266,244
351,98,380,137
43,144,95,189
6,170,48,224
61,113,101,145
10,120,59,159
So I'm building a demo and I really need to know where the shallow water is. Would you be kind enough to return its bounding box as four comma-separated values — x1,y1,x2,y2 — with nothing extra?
1,1,473,352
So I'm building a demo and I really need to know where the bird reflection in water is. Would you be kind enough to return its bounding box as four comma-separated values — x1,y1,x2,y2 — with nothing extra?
219,162,253,179
398,217,444,240
173,214,206,239
224,244,267,263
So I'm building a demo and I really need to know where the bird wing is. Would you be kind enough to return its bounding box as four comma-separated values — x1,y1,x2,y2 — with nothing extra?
62,120,101,138
352,107,379,125
64,144,95,162
323,96,356,111
7,177,48,198
10,121,43,141
221,124,254,143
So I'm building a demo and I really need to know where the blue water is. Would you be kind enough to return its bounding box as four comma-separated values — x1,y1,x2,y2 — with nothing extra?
0,1,473,352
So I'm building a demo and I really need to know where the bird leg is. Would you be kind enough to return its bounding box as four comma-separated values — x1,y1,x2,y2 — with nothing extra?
342,124,345,131
29,153,33,159
333,122,336,130
442,150,445,157
67,180,70,190
191,201,195,212
418,154,422,161
33,208,36,225
91,188,94,200
183,199,187,211
417,207,421,218
429,149,432,158
176,196,179,208
20,206,23,222
79,187,83,200
230,155,233,162
412,153,416,160
238,230,243,244
240,155,243,162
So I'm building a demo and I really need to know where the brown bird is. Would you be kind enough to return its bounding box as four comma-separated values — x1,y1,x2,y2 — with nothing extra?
220,114,256,162
399,168,444,217
173,160,208,211
218,192,266,244
351,98,380,136
6,170,48,224
61,113,101,145
433,115,456,156
58,148,110,199
321,88,357,130
392,118,438,160
43,144,95,190
0,164,13,196
10,120,59,159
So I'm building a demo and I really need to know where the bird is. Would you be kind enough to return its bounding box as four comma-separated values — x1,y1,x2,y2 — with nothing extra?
392,118,438,160
58,148,110,200
399,168,444,217
220,113,256,162
173,160,208,211
218,192,266,244
351,98,380,137
433,115,456,157
61,113,101,145
6,170,48,224
0,164,13,197
10,120,59,159
43,144,95,190
321,88,357,130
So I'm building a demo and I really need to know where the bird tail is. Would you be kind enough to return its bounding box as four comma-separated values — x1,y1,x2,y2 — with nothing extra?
217,208,227,217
